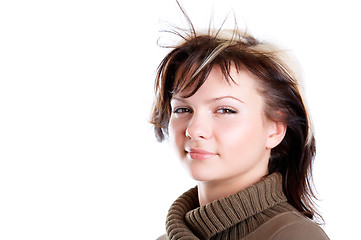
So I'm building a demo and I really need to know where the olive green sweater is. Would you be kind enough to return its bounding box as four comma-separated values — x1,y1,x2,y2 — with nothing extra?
157,172,329,240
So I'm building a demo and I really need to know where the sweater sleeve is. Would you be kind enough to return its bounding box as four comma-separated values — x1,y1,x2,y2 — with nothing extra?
271,219,329,240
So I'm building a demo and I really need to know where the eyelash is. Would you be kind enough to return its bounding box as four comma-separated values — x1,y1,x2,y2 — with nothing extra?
216,108,237,114
172,107,237,115
172,107,191,114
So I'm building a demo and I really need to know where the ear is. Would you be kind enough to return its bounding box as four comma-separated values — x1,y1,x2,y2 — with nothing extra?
266,120,287,149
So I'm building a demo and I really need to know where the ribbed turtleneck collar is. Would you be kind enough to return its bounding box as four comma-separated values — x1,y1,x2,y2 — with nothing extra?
165,172,287,240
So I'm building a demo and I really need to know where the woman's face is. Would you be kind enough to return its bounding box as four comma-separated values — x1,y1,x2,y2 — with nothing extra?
169,66,283,184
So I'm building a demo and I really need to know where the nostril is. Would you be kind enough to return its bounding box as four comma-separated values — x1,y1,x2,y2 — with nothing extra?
185,125,211,140
185,114,212,140
185,129,192,139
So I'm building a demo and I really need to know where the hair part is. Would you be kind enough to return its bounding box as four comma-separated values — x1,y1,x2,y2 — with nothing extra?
151,2,322,223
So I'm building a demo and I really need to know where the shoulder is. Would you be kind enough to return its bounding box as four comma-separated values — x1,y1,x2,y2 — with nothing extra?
243,211,329,240
271,212,329,240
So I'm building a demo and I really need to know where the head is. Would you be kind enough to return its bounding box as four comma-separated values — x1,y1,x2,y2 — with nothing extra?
151,25,319,220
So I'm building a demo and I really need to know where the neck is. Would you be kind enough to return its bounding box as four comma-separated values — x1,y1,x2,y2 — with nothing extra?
197,168,268,206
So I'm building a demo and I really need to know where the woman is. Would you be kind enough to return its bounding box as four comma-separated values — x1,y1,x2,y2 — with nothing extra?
151,12,329,240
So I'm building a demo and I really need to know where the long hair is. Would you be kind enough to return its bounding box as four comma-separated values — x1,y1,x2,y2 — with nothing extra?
151,2,321,222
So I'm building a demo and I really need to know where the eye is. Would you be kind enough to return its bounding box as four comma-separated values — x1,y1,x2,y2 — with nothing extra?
216,108,237,114
173,107,192,114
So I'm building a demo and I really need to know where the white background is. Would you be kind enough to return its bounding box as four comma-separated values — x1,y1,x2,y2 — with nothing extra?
0,0,360,239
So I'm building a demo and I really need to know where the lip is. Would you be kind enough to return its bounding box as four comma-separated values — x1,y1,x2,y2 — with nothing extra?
185,148,218,160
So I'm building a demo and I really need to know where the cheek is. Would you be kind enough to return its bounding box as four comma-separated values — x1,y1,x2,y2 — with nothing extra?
216,116,267,156
216,119,250,148
169,118,186,153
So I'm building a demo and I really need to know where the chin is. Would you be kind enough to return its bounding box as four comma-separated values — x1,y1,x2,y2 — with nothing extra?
185,165,219,182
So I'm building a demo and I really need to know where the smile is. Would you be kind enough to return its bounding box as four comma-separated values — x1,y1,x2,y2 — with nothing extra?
186,148,218,160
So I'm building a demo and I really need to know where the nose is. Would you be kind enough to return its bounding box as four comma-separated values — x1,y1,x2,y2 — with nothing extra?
185,114,212,140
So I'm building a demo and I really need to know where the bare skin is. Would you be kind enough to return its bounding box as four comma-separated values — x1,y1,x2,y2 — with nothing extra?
169,66,286,206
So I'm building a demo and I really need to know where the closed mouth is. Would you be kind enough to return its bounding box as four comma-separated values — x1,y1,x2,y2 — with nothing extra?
185,148,218,160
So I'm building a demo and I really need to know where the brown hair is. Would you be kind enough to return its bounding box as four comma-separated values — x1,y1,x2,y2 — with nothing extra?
151,5,321,222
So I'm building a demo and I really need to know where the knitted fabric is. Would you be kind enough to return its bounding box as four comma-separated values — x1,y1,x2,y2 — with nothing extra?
165,172,297,240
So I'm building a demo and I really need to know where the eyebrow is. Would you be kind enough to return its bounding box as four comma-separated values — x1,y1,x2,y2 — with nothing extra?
211,96,245,104
171,96,245,104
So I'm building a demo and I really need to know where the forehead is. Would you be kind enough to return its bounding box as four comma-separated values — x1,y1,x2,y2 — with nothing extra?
172,65,260,100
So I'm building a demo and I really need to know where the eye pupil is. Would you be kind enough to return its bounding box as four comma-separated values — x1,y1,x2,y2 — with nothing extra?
217,108,236,114
173,108,190,114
